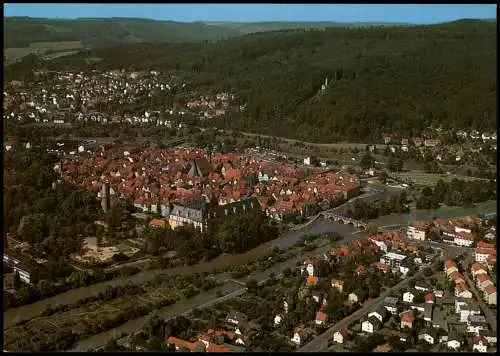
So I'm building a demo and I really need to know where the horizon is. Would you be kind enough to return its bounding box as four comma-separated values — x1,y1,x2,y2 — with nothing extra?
4,4,497,24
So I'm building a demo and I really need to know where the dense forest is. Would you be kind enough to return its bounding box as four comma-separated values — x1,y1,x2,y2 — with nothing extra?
5,20,497,143
3,144,102,259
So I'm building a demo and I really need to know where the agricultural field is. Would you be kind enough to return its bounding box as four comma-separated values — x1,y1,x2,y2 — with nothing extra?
390,170,488,186
4,41,84,65
4,274,218,352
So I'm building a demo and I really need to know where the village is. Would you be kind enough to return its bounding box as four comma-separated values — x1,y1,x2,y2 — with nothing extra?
3,70,236,126
107,216,497,353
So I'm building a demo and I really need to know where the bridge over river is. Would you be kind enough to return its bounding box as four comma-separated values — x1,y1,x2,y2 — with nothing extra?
320,211,367,229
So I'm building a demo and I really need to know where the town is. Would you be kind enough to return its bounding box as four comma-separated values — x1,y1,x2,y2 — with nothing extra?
3,4,497,354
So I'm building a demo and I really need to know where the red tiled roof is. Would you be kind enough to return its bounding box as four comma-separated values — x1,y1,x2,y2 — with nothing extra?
477,241,496,250
401,310,415,323
316,311,327,321
485,284,496,295
477,274,491,283
476,248,497,256
150,219,168,228
166,337,199,351
207,344,232,352
474,336,489,345
471,263,487,272
337,328,349,337
307,276,319,286
424,292,435,302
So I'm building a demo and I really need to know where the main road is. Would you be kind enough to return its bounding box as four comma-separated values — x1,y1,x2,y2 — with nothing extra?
298,259,443,352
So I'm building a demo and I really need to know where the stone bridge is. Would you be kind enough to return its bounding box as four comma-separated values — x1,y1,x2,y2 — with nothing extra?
320,211,367,229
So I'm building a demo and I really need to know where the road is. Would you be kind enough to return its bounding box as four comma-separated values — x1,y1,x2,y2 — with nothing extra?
298,260,442,352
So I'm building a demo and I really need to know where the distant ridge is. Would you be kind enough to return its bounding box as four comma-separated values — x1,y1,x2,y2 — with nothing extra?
4,16,496,49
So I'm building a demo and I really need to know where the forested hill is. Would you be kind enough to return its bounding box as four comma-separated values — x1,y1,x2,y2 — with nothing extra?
7,20,497,143
4,17,415,48
3,17,243,48
200,21,413,34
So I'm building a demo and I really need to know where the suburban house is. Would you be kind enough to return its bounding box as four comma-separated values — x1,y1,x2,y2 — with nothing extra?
424,292,435,304
407,221,427,241
472,336,489,353
479,330,497,345
424,139,441,147
400,310,415,329
368,307,389,323
447,330,464,351
455,299,481,323
471,263,488,278
361,316,383,334
410,303,425,313
484,285,497,305
383,297,399,315
274,313,284,326
283,299,290,313
348,293,359,304
331,278,344,292
290,327,305,345
467,315,488,334
226,312,248,326
418,329,437,344
476,274,493,291
423,303,434,322
403,290,416,303
449,271,465,285
475,248,496,263
315,311,327,326
444,260,459,276
454,283,473,299
431,307,447,330
302,257,329,277
333,328,349,344
311,291,324,304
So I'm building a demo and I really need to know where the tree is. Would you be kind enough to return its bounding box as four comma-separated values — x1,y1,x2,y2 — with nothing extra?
378,171,388,185
366,223,379,236
423,267,433,277
246,278,258,293
388,156,404,172
13,271,22,289
360,152,374,170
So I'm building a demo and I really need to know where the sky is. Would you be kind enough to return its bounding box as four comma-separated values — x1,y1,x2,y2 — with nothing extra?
4,4,497,24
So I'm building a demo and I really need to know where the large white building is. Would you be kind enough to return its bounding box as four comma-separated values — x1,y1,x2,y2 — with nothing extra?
407,222,427,241
380,252,408,268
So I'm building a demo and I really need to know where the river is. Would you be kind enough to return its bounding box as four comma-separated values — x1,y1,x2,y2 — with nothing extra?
4,200,496,348
273,200,497,250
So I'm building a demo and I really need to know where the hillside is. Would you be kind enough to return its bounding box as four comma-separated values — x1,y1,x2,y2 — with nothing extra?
6,20,497,143
202,21,412,34
3,17,243,48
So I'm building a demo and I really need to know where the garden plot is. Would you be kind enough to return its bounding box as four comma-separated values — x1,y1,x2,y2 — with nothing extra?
4,281,189,351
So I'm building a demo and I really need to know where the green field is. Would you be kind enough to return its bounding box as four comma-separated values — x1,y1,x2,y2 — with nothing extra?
4,41,84,64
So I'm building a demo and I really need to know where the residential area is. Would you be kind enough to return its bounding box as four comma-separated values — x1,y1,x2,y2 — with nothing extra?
90,215,496,353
